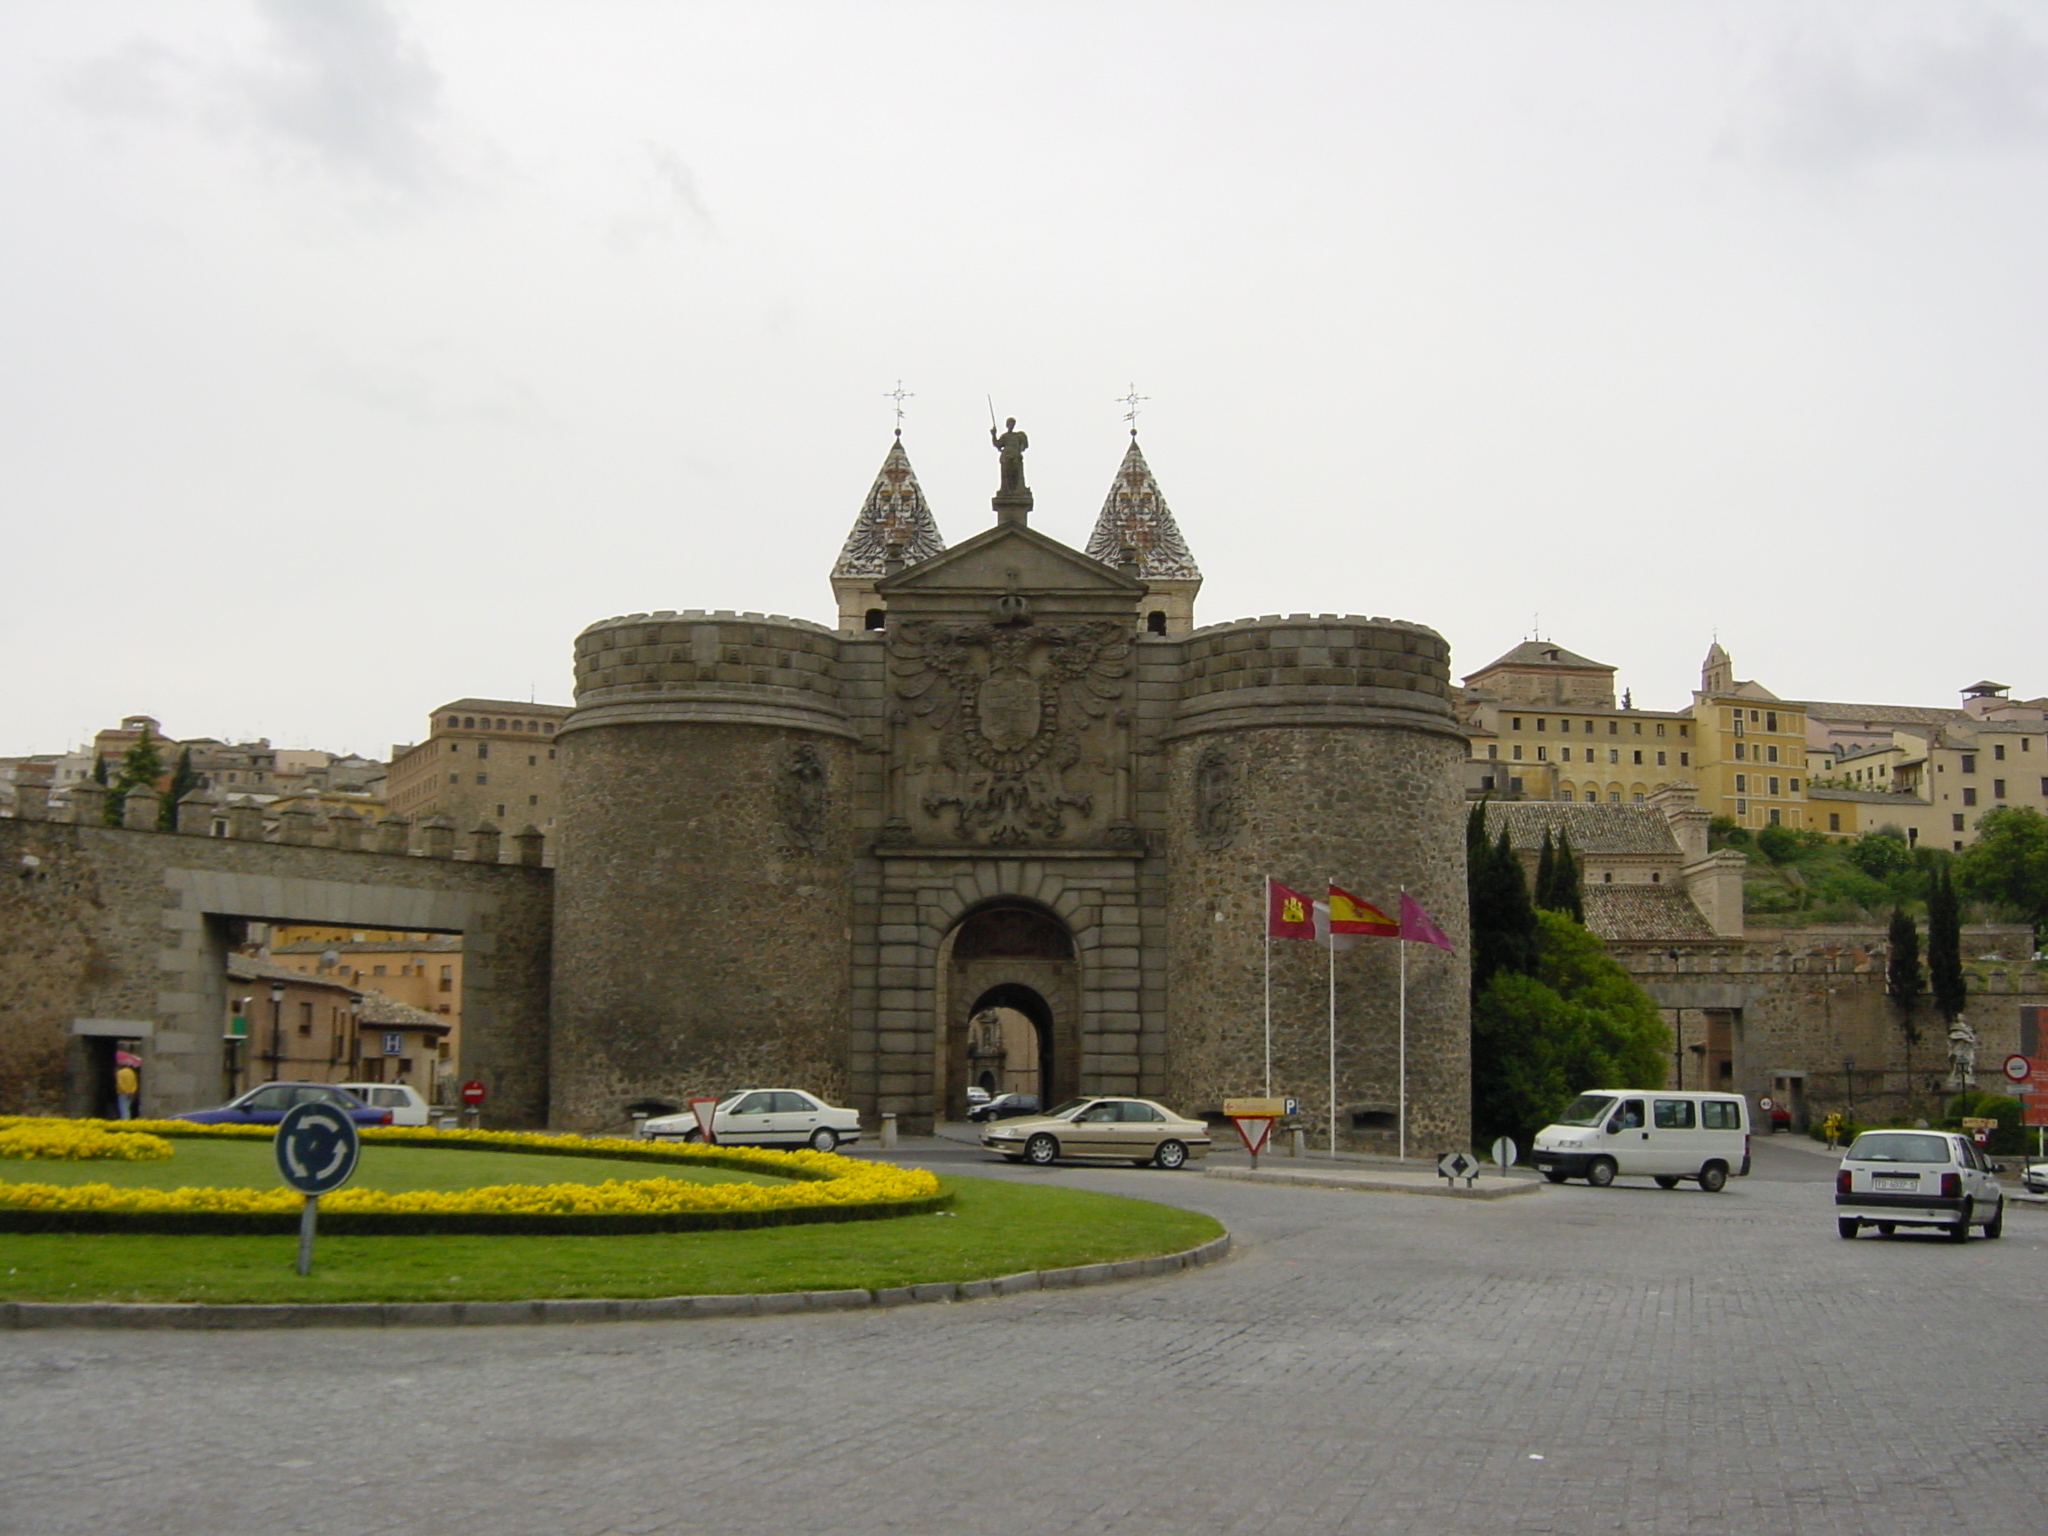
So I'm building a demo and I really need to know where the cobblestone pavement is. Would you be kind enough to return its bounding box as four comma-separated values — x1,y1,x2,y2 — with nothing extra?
5,1137,2046,1536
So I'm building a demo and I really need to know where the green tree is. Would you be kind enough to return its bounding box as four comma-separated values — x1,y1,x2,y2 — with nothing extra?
104,726,166,827
1887,906,1923,1103
1955,806,2048,941
1533,829,1557,912
1550,828,1584,924
1471,910,1669,1146
1926,867,1967,1025
1756,822,1799,864
160,746,199,831
1470,827,1538,995
1848,827,1914,881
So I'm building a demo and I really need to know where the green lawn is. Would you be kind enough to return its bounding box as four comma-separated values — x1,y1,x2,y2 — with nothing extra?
0,1140,776,1193
0,1174,1222,1304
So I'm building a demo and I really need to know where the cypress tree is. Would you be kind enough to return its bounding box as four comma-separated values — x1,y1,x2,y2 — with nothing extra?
1472,827,1540,994
106,726,166,827
1534,829,1557,913
1887,905,1924,1103
161,746,199,831
1927,868,1968,1025
1553,827,1585,924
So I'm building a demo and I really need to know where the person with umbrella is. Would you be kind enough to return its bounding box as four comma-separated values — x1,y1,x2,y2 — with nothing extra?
114,1051,141,1120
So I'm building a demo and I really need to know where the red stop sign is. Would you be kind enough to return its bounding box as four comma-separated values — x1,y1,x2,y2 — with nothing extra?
460,1080,486,1106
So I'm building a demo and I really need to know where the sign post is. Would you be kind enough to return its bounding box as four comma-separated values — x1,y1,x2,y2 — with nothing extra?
274,1101,361,1276
688,1096,722,1145
1437,1149,1480,1188
460,1079,485,1128
1224,1097,1292,1170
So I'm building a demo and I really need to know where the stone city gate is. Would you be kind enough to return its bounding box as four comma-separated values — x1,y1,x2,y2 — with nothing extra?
0,815,552,1123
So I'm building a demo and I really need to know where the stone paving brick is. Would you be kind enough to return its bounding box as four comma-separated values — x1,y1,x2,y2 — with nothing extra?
2,1142,2045,1534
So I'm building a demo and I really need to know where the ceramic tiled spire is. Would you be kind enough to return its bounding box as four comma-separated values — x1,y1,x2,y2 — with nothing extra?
1085,437,1200,581
831,434,946,630
833,435,946,580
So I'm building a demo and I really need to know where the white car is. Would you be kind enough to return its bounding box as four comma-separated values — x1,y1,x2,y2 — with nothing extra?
334,1082,432,1126
639,1089,862,1152
1836,1128,2006,1241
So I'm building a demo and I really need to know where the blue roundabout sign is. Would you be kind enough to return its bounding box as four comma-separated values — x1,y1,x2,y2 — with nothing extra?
274,1102,362,1194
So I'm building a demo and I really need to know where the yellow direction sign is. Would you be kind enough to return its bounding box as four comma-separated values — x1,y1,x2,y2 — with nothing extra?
1224,1097,1288,1117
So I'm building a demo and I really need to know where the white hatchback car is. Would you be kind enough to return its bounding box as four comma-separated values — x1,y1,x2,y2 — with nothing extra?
1835,1128,2007,1241
334,1082,432,1127
639,1089,861,1152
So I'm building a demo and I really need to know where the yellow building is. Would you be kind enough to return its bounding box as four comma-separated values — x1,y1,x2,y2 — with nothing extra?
1690,643,1812,831
386,698,569,848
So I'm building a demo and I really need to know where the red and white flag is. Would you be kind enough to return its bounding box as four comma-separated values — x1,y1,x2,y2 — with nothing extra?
1399,891,1455,952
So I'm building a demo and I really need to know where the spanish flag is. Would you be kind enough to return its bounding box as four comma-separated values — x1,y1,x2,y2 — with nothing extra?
1328,883,1400,936
1267,879,1316,940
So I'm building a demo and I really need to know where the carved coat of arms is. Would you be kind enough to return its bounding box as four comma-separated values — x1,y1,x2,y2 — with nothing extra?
889,620,1132,844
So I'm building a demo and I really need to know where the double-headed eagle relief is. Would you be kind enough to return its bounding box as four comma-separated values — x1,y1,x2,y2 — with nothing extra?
889,618,1133,845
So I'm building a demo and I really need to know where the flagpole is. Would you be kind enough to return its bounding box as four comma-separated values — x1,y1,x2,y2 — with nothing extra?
1262,876,1272,1098
1327,878,1337,1158
1398,886,1409,1163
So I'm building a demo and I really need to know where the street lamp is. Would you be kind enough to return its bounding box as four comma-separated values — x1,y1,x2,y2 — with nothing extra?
1843,1055,1856,1120
267,981,285,1082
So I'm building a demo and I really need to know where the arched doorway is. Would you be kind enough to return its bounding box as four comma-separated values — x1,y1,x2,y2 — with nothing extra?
940,901,1078,1121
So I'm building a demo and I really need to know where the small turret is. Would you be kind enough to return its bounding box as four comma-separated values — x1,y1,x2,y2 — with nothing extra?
1084,436,1201,634
831,434,946,631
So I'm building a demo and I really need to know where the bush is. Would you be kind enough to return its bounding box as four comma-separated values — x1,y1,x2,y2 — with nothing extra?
1943,1090,2027,1156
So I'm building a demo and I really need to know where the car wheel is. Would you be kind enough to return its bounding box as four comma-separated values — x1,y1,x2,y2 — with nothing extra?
1153,1139,1189,1171
1948,1199,1974,1243
1542,1170,1568,1185
1653,1176,1680,1190
1586,1157,1617,1188
808,1127,838,1152
1985,1200,2004,1239
683,1129,703,1144
1877,1223,1896,1236
1025,1133,1059,1166
1838,1217,1859,1239
1698,1162,1728,1193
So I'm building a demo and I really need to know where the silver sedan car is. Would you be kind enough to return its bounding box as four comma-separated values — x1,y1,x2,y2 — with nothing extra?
981,1096,1212,1169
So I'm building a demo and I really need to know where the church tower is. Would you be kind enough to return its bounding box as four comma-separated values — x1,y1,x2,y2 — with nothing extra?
1084,434,1201,634
1701,640,1733,697
831,433,946,631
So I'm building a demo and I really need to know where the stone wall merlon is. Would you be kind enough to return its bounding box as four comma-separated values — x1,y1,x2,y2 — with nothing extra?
575,609,839,640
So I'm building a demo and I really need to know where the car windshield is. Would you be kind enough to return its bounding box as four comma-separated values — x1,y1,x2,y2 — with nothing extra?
1555,1094,1618,1128
1847,1132,1952,1164
1044,1098,1092,1119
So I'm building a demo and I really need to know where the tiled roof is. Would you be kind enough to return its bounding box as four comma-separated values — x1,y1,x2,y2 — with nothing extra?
1084,437,1200,580
1582,884,1717,942
227,954,355,992
1466,640,1613,677
1794,699,1968,728
1805,787,1930,806
274,937,461,955
832,435,946,578
1482,801,1681,858
356,990,450,1030
436,699,571,716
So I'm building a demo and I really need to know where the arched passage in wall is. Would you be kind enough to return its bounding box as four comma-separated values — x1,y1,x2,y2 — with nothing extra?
940,900,1078,1121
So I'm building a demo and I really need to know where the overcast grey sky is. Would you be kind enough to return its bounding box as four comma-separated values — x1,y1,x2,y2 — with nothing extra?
5,1,2044,760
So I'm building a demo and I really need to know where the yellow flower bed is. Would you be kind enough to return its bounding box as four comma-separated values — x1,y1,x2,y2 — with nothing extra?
0,1117,939,1221
0,1122,174,1162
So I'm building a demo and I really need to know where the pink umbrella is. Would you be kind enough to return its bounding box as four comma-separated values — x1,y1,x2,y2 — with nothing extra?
115,1051,142,1068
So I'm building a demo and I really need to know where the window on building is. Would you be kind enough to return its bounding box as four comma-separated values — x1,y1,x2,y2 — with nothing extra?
446,715,459,729
1735,774,1747,792
1790,777,1800,792
1632,750,1643,765
1963,787,1978,806
1608,750,1619,764
372,964,385,976
1537,719,1547,732
548,749,556,759
476,773,487,786
1829,814,1841,831
1766,745,1779,763
1603,871,1613,883
1633,722,1643,735
1766,712,1778,732
1509,777,1524,792
1512,717,1523,731
463,717,474,728
1961,754,1977,773
1679,753,1690,767
1995,744,2007,761
1656,723,1666,737
1563,747,1574,761
1679,725,1689,738
1609,721,1618,735
1750,710,1760,723
1656,752,1666,766
1583,720,1595,733
298,1002,313,1036
448,774,459,785
1536,747,1548,761
476,743,489,760
1735,743,1746,761
1995,780,2007,799
1736,799,1747,815
1955,841,1964,851
1953,814,1966,831
529,794,539,806
1769,777,1780,795
1768,808,1781,825
1512,746,1523,760
545,723,556,734
528,756,537,767
439,965,453,994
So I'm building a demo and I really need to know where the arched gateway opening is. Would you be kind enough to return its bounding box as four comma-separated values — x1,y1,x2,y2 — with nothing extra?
939,901,1078,1122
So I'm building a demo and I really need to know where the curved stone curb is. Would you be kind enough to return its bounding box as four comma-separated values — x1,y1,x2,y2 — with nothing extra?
0,1233,1230,1331
1205,1166,1542,1200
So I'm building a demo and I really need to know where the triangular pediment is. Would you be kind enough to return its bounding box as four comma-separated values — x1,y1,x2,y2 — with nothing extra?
877,520,1144,600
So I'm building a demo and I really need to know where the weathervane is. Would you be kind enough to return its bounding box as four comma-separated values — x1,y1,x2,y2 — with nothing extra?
1116,383,1150,437
883,380,915,436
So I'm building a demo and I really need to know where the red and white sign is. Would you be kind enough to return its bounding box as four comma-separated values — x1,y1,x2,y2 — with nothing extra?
1223,1096,1285,1160
2005,1054,2032,1083
688,1096,721,1145
460,1080,486,1106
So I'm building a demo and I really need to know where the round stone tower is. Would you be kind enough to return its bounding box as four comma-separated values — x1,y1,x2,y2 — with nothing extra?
549,609,857,1131
1162,614,1470,1152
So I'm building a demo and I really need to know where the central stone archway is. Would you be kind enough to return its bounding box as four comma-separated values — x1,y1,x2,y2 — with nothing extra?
939,902,1078,1121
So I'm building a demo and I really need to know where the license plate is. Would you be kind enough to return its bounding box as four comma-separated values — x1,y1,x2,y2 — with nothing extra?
1874,1175,1916,1191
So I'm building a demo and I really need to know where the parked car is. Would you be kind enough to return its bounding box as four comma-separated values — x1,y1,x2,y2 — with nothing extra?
981,1096,1212,1169
2024,1162,2048,1195
171,1082,393,1127
968,1092,1040,1123
966,1086,992,1108
1530,1090,1750,1191
1836,1129,2006,1241
638,1089,861,1151
333,1082,432,1127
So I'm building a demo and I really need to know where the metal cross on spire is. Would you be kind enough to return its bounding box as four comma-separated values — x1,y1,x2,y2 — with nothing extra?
1116,383,1150,437
883,380,915,436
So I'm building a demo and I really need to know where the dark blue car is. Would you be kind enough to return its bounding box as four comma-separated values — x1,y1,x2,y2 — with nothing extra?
171,1082,392,1127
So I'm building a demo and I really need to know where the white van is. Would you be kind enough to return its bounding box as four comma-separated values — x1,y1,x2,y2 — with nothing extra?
1531,1090,1751,1191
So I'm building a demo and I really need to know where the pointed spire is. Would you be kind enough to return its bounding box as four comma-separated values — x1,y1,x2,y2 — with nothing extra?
832,435,946,580
1085,437,1199,581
